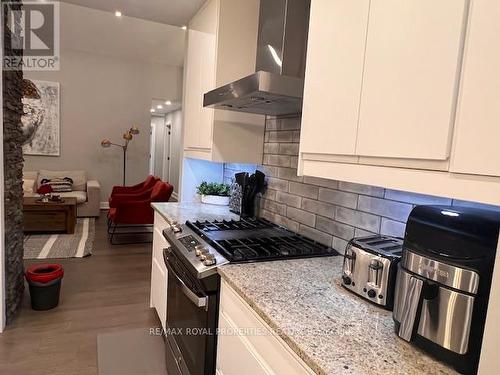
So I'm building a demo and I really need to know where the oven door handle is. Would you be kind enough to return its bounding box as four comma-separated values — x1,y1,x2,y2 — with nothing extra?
165,255,208,309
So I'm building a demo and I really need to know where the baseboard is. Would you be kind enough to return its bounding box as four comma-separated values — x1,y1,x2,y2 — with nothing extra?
171,192,179,201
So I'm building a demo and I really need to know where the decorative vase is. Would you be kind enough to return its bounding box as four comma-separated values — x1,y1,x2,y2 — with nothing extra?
200,195,230,206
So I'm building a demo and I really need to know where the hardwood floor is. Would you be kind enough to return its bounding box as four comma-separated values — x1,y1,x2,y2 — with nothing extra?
0,211,159,375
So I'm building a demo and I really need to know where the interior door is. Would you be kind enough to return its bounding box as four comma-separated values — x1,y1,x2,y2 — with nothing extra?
300,0,370,156
162,122,171,181
356,0,467,160
451,0,500,177
149,122,156,175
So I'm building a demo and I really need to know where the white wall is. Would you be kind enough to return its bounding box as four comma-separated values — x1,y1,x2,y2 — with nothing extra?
24,50,183,200
181,158,224,202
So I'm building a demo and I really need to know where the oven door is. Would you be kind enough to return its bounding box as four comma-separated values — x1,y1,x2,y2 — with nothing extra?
164,247,218,375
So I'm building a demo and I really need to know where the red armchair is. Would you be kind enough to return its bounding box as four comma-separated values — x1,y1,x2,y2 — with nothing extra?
108,188,154,210
108,181,173,244
108,175,160,222
111,175,159,196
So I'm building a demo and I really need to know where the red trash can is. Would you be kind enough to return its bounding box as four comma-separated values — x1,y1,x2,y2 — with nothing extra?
25,264,64,311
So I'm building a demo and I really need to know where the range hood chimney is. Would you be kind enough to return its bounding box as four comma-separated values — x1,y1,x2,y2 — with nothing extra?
203,0,310,116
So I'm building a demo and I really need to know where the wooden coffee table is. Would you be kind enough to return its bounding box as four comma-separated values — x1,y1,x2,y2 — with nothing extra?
23,197,77,234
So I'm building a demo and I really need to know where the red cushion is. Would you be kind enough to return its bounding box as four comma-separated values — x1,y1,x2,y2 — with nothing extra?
37,184,53,195
143,175,159,190
108,202,153,224
151,182,173,202
110,175,160,197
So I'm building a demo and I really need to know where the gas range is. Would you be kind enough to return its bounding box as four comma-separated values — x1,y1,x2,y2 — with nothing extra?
162,217,338,375
162,217,338,279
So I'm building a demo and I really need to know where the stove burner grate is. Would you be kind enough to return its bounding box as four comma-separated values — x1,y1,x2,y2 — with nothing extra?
190,218,272,232
215,235,334,262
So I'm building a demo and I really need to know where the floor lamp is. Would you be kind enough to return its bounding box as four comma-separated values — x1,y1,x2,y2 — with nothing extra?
101,126,140,186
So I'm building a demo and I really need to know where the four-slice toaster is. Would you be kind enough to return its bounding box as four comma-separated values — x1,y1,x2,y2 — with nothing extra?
341,235,403,309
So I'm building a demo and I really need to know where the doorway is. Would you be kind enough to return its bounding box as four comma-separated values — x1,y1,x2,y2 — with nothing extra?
162,121,172,182
149,115,171,179
149,120,156,175
149,99,181,197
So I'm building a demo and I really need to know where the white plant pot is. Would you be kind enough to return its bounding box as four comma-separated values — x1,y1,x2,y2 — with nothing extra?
201,195,230,206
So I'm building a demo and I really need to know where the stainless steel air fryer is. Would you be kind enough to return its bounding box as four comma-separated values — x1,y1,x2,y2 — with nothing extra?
393,205,500,375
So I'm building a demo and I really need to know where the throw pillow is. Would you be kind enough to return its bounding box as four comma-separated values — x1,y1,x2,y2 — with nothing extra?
37,184,53,195
40,177,74,192
23,178,35,194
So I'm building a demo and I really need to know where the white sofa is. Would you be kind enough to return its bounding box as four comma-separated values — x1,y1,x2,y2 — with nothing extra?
23,169,101,217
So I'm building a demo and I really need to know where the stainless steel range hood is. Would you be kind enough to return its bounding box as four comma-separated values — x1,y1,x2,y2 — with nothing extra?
203,0,310,116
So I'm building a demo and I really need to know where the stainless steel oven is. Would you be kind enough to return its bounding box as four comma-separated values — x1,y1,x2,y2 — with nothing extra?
163,247,220,375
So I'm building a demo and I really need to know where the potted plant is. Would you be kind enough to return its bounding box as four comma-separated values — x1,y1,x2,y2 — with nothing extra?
196,181,230,206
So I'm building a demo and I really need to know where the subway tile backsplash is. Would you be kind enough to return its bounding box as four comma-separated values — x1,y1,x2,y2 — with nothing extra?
223,116,500,252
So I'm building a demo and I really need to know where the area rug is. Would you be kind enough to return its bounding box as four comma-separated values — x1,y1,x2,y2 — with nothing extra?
23,218,95,259
97,328,167,375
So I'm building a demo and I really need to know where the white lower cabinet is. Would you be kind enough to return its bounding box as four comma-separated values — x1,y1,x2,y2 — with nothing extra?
150,212,169,331
217,313,268,375
216,280,315,375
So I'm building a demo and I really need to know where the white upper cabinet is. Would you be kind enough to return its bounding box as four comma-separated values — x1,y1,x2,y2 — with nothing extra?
301,0,468,161
183,0,217,151
451,0,500,177
356,0,467,160
299,0,500,205
300,0,370,156
182,0,265,164
183,28,216,150
197,29,217,150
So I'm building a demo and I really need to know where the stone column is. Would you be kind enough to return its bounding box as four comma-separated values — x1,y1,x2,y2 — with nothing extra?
2,0,25,324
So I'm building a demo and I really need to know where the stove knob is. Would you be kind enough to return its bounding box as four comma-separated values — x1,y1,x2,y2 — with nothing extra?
367,289,377,298
172,225,182,233
203,254,216,266
170,221,178,227
201,252,214,261
195,246,209,257
200,252,212,261
342,276,352,286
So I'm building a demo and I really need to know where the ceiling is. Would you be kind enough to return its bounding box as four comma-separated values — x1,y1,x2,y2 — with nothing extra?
59,0,206,26
151,99,181,115
59,3,186,66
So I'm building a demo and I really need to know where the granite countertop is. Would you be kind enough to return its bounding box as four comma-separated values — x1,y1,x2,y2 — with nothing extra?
151,202,240,224
152,202,455,374
218,257,456,375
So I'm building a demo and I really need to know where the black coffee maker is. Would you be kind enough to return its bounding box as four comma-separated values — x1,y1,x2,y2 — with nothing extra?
393,205,500,374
